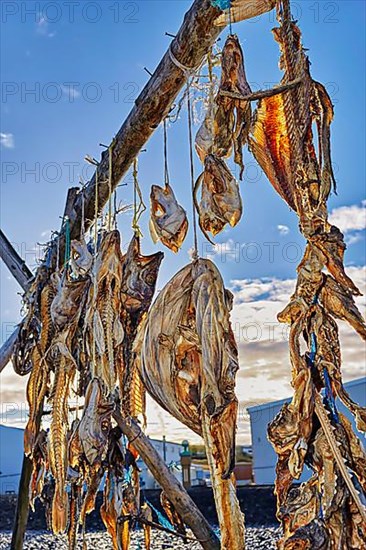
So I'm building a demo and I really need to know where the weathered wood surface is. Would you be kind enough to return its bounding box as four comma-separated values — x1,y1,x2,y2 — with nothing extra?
113,412,221,550
0,326,20,373
0,230,33,290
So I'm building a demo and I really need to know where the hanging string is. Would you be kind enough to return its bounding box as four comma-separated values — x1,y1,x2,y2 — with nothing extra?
80,185,85,238
163,119,170,186
108,140,116,231
187,79,199,260
131,158,146,236
92,167,99,378
56,232,60,273
94,168,99,253
64,216,71,272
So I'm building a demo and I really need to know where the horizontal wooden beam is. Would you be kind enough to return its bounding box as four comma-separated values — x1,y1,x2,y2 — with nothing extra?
113,412,220,550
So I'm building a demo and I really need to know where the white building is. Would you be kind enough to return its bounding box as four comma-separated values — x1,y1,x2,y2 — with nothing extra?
0,425,24,494
0,426,184,494
248,377,366,485
138,437,183,489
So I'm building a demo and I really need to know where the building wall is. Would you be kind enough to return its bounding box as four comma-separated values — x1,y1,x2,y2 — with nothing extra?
248,377,366,485
0,425,24,494
0,426,183,494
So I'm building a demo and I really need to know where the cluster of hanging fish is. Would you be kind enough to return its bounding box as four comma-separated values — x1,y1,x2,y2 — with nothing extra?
15,228,165,549
244,1,366,548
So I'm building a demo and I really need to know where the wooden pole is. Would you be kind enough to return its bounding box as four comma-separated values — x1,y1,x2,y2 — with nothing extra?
113,412,220,550
0,230,33,290
10,407,43,550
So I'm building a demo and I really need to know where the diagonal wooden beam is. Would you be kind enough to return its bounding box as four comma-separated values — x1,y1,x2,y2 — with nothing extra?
0,230,33,291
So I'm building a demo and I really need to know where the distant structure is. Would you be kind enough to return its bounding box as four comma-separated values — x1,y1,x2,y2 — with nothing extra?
248,377,366,485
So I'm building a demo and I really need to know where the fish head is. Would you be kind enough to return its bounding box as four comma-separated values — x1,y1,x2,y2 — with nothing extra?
122,235,163,312
150,184,176,217
70,237,93,277
95,230,123,292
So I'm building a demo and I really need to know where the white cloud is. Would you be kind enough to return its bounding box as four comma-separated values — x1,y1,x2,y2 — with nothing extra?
0,132,14,149
277,224,290,236
329,202,366,233
36,15,55,38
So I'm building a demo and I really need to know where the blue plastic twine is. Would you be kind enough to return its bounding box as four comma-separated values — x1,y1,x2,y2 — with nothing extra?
211,0,231,10
145,499,175,532
323,367,339,423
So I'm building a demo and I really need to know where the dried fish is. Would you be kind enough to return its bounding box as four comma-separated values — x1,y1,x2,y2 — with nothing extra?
194,154,242,240
139,258,244,549
149,183,188,252
214,34,251,178
77,378,114,466
119,235,163,417
84,230,124,391
70,236,93,278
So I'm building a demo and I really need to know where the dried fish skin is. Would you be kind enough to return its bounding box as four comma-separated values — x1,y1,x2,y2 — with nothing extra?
310,226,361,296
121,235,163,313
149,183,188,252
78,378,114,467
195,99,216,163
320,275,366,341
196,154,242,239
50,273,89,331
214,34,252,178
140,258,239,477
70,236,93,278
29,429,48,511
83,230,125,390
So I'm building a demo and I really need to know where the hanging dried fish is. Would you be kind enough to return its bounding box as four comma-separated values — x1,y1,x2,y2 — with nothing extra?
118,235,163,418
214,34,252,178
70,236,93,278
76,378,114,466
149,183,188,252
24,276,57,456
84,230,125,391
194,154,242,240
139,258,244,549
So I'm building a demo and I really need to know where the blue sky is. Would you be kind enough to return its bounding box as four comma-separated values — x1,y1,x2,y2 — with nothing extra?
1,1,365,443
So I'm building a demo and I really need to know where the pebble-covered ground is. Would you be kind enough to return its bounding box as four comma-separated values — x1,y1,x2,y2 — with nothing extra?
0,526,281,549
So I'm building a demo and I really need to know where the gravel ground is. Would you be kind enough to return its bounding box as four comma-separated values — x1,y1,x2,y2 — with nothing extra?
0,526,281,549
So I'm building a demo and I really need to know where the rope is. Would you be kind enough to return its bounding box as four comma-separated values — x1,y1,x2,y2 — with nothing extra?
163,119,170,186
81,185,85,237
187,79,199,260
145,499,175,532
131,158,146,236
168,44,202,79
92,167,99,378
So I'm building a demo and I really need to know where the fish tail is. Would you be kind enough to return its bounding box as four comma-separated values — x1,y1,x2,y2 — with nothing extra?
24,420,36,456
52,487,68,534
